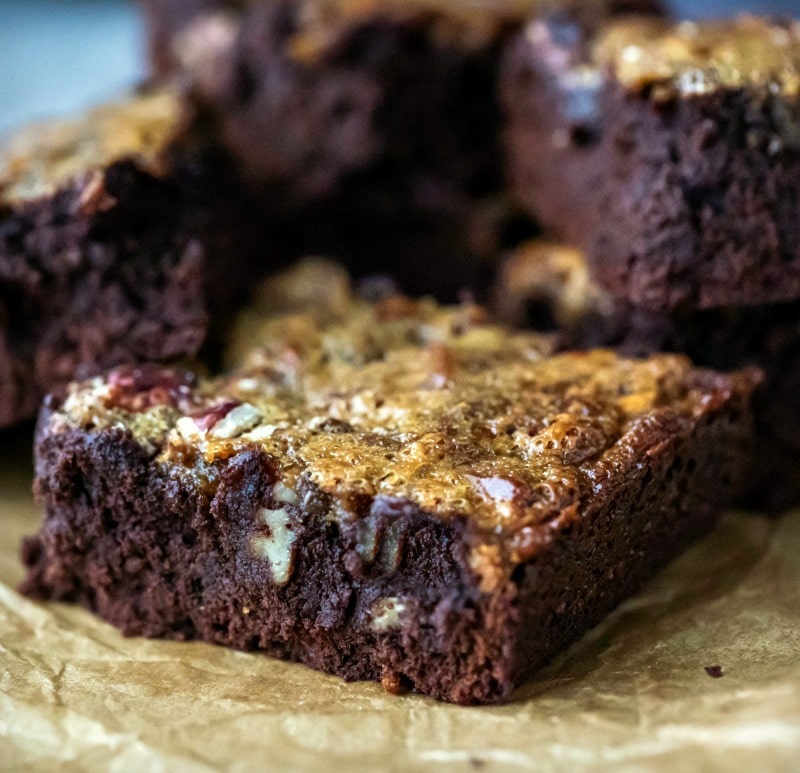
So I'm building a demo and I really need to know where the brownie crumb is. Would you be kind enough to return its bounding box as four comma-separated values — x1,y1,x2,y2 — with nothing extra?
704,665,724,679
380,669,410,696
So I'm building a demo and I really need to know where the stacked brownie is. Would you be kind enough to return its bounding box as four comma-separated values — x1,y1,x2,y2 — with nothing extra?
11,0,800,704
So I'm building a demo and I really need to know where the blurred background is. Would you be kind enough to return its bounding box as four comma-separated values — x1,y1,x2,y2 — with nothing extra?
1,0,800,133
0,0,142,132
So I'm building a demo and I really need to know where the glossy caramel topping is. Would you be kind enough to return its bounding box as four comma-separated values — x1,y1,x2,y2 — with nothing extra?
50,259,736,554
0,89,181,205
596,16,800,97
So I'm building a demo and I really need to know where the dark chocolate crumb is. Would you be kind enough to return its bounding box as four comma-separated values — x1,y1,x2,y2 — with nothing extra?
469,758,486,769
704,665,724,678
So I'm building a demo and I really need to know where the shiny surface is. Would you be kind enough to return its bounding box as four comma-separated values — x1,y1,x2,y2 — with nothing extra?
47,260,747,544
2,444,799,770
596,16,800,96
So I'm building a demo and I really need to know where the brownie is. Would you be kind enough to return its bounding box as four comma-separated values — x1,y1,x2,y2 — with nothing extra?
0,88,277,429
493,240,800,509
139,0,662,299
144,0,662,196
22,260,756,704
0,90,208,429
502,16,800,310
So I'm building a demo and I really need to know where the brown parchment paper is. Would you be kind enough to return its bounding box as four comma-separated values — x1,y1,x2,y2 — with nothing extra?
1,432,799,773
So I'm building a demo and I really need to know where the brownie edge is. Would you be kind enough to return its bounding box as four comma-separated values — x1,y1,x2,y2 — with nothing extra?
502,15,800,311
492,240,800,510
0,91,206,429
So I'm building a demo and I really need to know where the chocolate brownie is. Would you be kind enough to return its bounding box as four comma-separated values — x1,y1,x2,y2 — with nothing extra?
22,260,756,704
502,16,800,310
0,88,277,429
148,0,665,196
0,90,208,429
139,0,662,298
492,240,800,509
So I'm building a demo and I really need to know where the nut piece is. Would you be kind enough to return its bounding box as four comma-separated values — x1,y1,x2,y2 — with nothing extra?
210,403,262,439
251,507,296,585
370,597,408,631
273,481,299,505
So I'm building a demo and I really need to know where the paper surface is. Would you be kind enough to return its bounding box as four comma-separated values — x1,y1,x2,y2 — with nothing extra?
1,431,799,772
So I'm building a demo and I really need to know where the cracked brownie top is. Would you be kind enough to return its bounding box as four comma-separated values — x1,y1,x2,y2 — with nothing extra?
44,259,753,560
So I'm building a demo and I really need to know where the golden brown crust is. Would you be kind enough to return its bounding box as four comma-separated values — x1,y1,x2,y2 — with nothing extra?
595,16,800,98
44,260,757,555
284,0,551,56
0,89,182,205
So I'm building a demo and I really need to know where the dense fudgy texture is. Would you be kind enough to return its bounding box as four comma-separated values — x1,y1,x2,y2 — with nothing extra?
0,91,209,429
22,262,756,704
0,89,279,428
502,16,800,310
493,241,800,509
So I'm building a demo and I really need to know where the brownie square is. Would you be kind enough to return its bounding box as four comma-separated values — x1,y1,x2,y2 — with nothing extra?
23,260,755,704
503,16,800,310
139,0,663,299
0,87,283,429
493,240,800,509
0,90,210,429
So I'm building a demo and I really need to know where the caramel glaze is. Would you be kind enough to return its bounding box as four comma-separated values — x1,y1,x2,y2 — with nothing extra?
594,16,800,98
47,259,755,575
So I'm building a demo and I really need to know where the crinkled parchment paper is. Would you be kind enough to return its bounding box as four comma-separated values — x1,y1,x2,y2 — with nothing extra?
1,432,799,772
